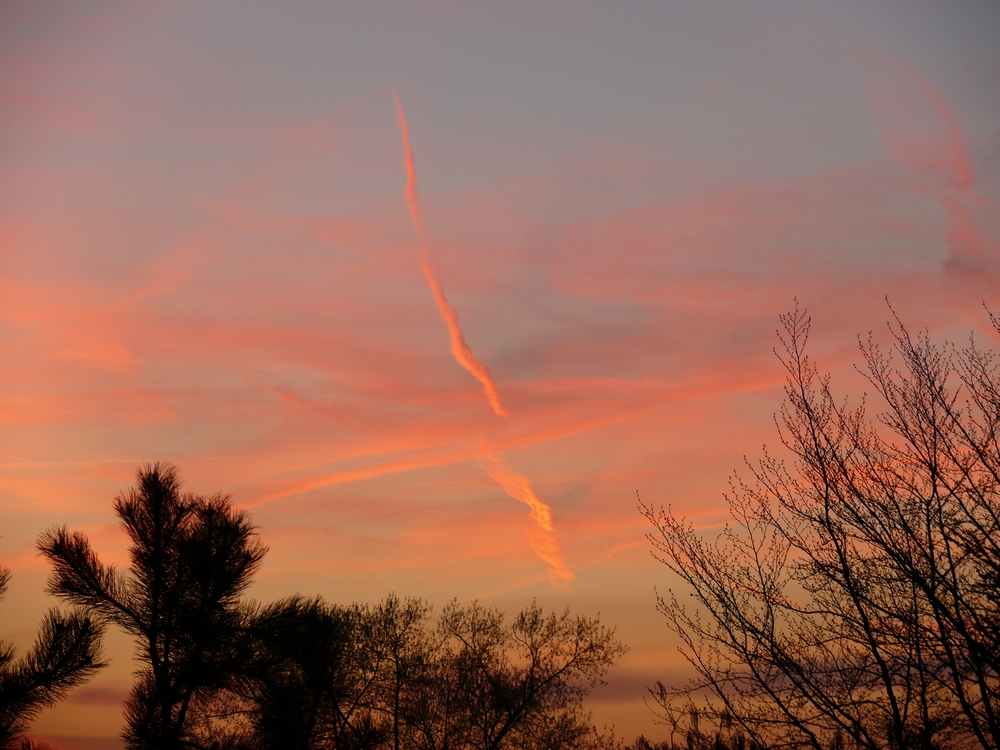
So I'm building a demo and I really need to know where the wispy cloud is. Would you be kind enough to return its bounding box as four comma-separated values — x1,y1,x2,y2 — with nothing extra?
860,44,998,296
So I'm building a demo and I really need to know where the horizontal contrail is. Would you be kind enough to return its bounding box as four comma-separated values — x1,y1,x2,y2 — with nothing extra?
479,454,575,588
393,89,509,418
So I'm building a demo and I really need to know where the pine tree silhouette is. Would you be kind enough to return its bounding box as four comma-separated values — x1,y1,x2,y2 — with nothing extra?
39,463,265,750
0,566,104,749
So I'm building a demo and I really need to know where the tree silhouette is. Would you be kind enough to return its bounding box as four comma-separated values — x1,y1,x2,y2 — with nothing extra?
645,306,1000,750
438,599,626,750
30,462,625,749
233,595,445,750
38,463,266,750
0,566,104,749
238,595,357,750
219,595,624,750
373,595,432,750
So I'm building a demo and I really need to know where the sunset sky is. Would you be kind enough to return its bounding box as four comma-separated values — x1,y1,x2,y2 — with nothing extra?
2,1,1000,746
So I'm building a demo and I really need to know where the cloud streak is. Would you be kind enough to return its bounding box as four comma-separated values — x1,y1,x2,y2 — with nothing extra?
478,454,574,588
393,88,509,418
861,46,995,287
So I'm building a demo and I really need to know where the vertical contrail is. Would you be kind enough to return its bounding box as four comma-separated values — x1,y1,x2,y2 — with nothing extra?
479,455,575,588
392,90,569,587
393,89,509,418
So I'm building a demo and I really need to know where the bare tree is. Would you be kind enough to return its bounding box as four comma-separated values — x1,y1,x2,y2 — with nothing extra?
371,595,434,750
439,599,627,750
0,567,104,750
644,305,1000,750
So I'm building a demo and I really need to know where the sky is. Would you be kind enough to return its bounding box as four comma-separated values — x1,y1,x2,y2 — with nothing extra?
1,1,1000,746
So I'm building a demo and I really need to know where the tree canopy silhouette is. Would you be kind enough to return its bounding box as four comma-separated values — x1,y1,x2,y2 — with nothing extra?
34,463,626,750
0,566,104,750
216,594,625,750
38,462,266,750
644,306,1000,750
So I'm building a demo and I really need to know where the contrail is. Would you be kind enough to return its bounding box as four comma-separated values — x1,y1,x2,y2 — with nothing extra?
479,454,575,588
861,47,986,261
391,90,568,587
392,88,509,418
